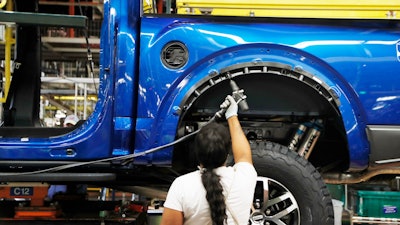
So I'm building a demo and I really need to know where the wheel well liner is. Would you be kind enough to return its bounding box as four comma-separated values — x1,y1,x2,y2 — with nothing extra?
180,62,340,119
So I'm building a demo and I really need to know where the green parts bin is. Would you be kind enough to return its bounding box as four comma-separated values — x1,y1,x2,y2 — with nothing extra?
357,190,400,218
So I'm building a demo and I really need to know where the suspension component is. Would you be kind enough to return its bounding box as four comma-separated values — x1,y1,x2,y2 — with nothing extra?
288,119,323,159
288,124,307,151
297,119,323,159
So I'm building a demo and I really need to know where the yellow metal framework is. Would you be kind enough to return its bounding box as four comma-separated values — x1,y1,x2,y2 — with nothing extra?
176,0,400,19
0,0,14,103
143,0,157,13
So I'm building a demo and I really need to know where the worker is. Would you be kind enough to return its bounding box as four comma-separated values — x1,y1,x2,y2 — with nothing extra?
160,95,257,225
47,184,67,200
63,114,80,127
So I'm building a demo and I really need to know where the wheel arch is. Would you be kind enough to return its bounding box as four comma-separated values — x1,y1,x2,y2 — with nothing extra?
153,43,369,171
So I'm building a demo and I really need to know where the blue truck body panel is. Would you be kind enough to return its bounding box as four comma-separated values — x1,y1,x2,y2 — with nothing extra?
0,1,400,174
135,15,400,169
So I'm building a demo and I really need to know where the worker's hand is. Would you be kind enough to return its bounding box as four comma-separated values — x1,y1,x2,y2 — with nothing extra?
220,95,238,119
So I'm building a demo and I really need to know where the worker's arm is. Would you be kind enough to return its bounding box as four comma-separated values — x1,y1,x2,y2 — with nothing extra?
160,207,184,225
228,116,252,164
223,95,252,164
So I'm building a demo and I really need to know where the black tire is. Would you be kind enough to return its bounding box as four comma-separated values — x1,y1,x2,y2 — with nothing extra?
249,141,334,225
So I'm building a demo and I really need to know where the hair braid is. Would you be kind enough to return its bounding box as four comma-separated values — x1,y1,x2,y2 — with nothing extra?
201,169,227,225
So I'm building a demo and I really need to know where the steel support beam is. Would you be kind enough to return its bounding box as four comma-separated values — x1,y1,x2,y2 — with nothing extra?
0,11,87,27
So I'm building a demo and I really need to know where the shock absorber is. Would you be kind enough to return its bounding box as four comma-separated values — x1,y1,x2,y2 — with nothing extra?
297,119,323,159
288,124,307,151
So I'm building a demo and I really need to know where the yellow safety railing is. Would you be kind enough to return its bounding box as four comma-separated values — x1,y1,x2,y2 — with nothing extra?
177,0,400,19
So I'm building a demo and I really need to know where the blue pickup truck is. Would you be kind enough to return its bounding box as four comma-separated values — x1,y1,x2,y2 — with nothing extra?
2,0,400,224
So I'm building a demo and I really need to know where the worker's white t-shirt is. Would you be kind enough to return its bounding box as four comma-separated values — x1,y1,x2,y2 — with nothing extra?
164,162,257,225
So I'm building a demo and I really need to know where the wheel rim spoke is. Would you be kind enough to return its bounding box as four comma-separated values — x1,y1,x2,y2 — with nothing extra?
266,204,298,222
250,177,300,225
269,218,289,225
265,192,292,208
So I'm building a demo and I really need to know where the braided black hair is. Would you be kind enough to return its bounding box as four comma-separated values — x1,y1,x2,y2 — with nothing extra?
195,122,231,225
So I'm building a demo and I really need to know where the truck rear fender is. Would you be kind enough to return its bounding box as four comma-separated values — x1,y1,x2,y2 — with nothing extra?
148,43,369,170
